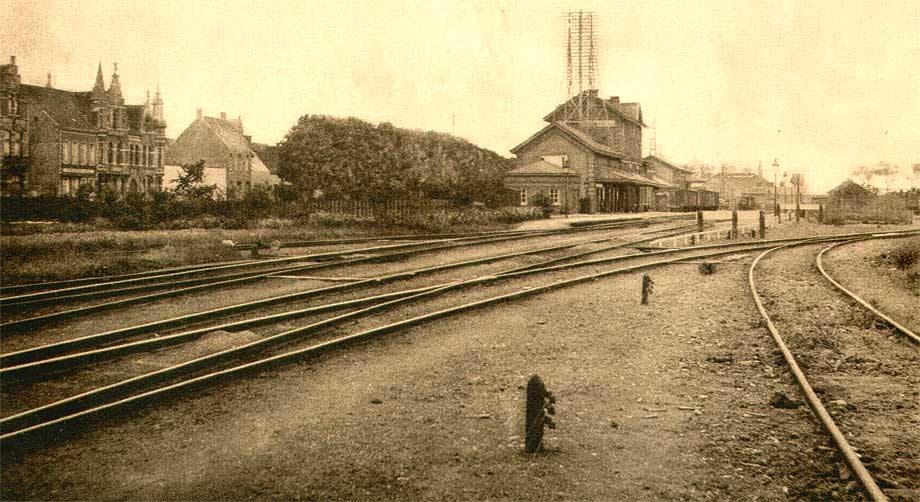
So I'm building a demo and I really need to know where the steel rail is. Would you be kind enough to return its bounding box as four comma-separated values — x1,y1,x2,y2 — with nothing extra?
0,217,661,312
0,257,261,297
0,228,586,330
749,241,888,502
8,231,915,438
4,229,913,368
0,240,816,440
816,239,920,344
1,224,705,373
0,232,626,365
0,234,506,307
0,215,678,300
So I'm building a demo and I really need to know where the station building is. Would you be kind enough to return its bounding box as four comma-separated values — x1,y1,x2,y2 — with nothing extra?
505,90,667,213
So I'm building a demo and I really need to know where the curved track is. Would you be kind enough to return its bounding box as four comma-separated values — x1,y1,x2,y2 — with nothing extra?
816,239,919,344
749,233,920,502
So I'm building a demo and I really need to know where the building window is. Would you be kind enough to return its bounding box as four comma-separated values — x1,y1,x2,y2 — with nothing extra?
10,132,20,156
520,189,528,206
62,142,70,164
1,131,9,156
549,188,560,206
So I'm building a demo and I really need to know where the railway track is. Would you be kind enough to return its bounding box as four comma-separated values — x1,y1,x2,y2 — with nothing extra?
1,216,686,299
0,223,706,371
3,229,915,443
1,218,693,331
749,234,920,501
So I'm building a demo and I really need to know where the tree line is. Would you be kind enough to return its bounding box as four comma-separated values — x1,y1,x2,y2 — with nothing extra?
277,115,514,205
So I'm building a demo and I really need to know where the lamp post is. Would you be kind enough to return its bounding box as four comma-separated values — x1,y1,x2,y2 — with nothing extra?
772,158,779,217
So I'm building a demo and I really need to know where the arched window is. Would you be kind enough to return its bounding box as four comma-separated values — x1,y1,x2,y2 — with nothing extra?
62,141,70,164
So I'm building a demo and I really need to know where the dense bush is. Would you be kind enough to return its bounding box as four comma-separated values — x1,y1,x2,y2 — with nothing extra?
277,115,513,206
880,238,920,270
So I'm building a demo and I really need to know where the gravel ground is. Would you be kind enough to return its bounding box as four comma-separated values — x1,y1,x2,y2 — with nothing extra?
821,236,920,332
2,219,917,500
753,242,920,499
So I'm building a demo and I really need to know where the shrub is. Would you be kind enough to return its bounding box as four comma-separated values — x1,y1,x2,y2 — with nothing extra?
880,238,920,270
306,211,376,228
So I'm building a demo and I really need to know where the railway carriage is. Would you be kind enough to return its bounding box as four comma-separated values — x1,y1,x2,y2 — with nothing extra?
670,189,719,212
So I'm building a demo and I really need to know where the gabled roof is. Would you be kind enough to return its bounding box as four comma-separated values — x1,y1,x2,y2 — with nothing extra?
201,116,250,153
647,175,677,189
542,91,646,127
707,171,772,185
19,84,95,130
505,159,578,176
644,155,693,174
510,121,623,159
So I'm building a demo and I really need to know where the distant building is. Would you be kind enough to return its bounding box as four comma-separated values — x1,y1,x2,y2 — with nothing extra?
1,56,166,196
506,90,666,213
164,109,279,197
642,155,694,211
703,170,774,209
827,179,874,204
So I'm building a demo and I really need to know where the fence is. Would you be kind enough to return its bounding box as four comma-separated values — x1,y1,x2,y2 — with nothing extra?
824,192,913,225
301,198,448,219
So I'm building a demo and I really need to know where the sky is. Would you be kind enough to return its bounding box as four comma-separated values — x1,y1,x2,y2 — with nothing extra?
3,0,918,192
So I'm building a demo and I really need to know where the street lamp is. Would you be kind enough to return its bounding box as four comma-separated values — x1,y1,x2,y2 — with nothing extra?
772,158,779,217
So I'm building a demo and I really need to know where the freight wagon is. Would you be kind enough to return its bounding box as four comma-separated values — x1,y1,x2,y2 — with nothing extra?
670,189,719,211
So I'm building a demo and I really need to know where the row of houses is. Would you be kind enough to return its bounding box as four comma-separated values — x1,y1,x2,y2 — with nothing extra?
0,56,278,198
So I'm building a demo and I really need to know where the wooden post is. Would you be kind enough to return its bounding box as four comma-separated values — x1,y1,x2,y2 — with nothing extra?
731,209,738,239
696,210,703,233
818,204,824,223
525,375,556,453
759,210,766,238
641,274,654,305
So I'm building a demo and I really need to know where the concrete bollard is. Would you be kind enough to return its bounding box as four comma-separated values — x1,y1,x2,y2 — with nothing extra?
759,210,766,238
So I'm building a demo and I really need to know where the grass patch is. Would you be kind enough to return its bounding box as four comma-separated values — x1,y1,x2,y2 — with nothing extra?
0,212,529,285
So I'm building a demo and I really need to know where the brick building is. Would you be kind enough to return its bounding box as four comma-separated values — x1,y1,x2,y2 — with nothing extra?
164,109,278,197
642,155,692,211
505,90,665,213
0,57,166,196
703,170,774,209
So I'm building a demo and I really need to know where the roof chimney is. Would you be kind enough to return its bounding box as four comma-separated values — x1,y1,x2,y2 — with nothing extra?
10,55,15,65
220,112,226,120
196,108,203,119
609,96,620,104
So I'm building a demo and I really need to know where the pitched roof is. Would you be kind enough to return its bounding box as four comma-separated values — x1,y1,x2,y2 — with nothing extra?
201,116,250,153
510,121,623,159
505,159,578,176
644,155,693,174
19,84,95,130
542,91,647,127
599,169,672,188
707,171,772,185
